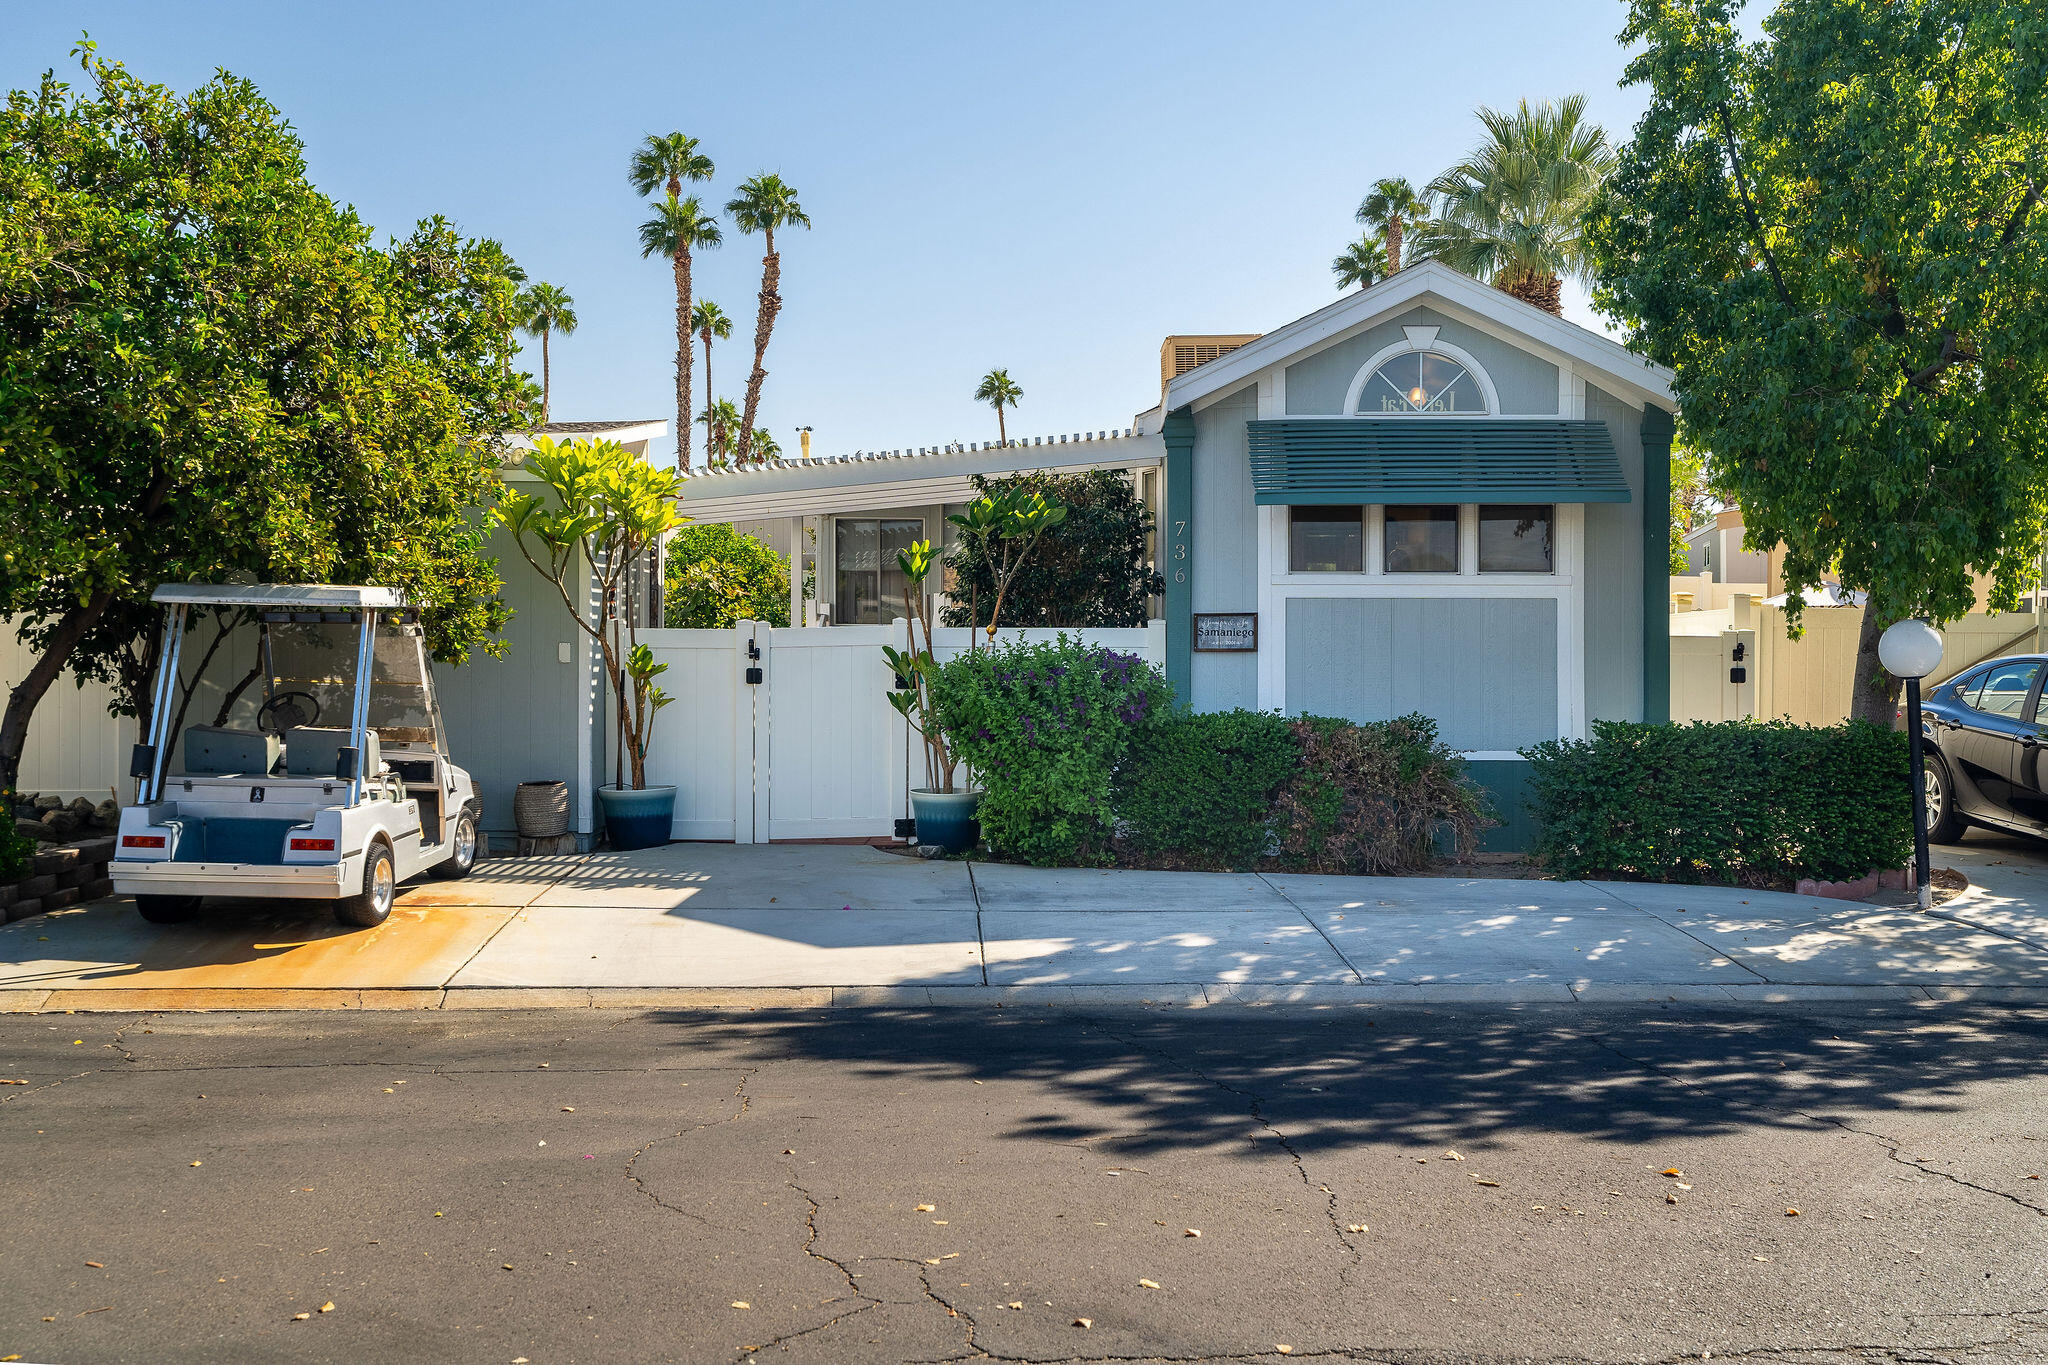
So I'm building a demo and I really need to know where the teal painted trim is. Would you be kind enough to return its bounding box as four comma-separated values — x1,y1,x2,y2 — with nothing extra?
1247,419,1631,505
1640,405,1675,725
1467,758,1537,853
1161,407,1195,705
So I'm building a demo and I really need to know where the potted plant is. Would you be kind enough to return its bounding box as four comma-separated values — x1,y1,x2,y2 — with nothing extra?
882,489,1065,853
499,435,684,851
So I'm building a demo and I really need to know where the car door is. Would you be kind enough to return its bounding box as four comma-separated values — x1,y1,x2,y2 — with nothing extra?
2000,669,2048,833
1944,658,2042,823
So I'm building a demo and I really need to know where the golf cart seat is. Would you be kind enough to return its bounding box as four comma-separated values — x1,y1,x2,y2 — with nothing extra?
282,726,382,778
181,726,280,776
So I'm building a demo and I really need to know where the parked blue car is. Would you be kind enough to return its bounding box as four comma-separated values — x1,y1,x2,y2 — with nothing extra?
1908,655,2048,844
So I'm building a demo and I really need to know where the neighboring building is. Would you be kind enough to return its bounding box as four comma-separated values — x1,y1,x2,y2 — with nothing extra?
1683,507,1770,584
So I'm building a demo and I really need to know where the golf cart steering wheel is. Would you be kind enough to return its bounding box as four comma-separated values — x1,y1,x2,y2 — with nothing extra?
257,690,322,734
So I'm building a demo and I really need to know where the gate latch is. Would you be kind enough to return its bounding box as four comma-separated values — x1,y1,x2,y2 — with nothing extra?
745,637,763,684
745,665,764,685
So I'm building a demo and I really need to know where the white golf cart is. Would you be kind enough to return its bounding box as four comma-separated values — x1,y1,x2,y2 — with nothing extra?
111,584,479,928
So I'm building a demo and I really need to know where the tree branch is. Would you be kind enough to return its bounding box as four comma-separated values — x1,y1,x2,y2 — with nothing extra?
1715,104,1794,311
2000,178,2041,248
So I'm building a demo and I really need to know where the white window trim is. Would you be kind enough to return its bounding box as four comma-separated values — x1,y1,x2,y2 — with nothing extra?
1339,329,1503,418
1256,502,1585,756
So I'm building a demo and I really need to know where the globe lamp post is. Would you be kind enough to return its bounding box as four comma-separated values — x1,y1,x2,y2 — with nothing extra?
1878,619,1945,911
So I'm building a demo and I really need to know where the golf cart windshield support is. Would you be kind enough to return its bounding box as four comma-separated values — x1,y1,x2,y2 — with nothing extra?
139,603,189,803
347,606,375,806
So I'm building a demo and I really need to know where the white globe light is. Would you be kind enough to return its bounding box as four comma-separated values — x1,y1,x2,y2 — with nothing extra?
1878,618,1945,680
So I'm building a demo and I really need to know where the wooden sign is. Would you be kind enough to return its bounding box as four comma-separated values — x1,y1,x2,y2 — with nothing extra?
1192,612,1258,652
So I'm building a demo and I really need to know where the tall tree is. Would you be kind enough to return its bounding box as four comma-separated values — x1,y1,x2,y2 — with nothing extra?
690,298,732,451
1414,95,1615,314
1356,177,1429,274
695,398,744,465
0,41,528,790
517,282,577,424
725,174,810,465
1331,233,1389,291
1591,0,2048,723
973,368,1023,446
628,133,716,470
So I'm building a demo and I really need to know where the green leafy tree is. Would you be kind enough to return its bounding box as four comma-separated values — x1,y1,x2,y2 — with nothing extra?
725,174,810,465
1414,95,1615,314
1332,233,1389,292
690,298,732,447
1670,440,1712,576
972,368,1023,446
629,133,718,470
1591,0,2048,722
0,41,529,792
941,471,1156,630
662,522,791,629
517,282,577,424
1356,176,1429,274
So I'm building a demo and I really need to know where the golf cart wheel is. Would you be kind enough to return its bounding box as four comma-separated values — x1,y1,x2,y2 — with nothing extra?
431,809,478,880
1925,752,1967,844
136,895,202,924
335,841,396,928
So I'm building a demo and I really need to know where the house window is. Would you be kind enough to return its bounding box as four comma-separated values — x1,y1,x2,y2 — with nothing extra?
1288,506,1364,572
834,518,922,624
1478,504,1554,573
1358,352,1488,415
1384,505,1459,573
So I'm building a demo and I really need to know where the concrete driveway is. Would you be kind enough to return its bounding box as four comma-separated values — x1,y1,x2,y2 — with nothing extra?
2,841,2045,1010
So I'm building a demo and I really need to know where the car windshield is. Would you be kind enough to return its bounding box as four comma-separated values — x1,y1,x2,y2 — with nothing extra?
263,615,444,751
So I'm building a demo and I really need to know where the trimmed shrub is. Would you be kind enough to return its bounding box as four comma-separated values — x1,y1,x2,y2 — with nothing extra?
939,470,1162,629
1521,719,1911,885
1268,714,1491,874
1114,710,1300,871
931,637,1172,867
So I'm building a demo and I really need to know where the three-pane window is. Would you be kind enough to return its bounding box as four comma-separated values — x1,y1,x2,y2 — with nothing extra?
1285,503,1557,575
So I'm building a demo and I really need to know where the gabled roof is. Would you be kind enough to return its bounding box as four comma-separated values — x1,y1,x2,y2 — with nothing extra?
1164,260,1675,413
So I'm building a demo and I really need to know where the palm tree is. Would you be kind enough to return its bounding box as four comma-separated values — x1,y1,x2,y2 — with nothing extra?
1331,234,1388,291
1411,95,1615,315
725,174,810,465
516,283,577,424
629,133,717,468
1355,177,1429,274
696,398,744,465
690,299,732,448
973,368,1022,446
750,429,781,462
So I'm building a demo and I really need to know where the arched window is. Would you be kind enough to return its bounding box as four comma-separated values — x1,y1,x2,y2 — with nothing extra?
1357,351,1489,415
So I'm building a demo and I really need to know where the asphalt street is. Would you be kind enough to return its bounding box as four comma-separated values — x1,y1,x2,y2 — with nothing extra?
2,1002,2045,1364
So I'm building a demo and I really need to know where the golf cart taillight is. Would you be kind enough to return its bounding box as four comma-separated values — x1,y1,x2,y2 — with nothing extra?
121,834,166,849
290,837,336,851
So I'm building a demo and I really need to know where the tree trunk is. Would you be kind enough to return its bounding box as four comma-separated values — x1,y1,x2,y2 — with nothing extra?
996,405,1007,448
1497,270,1564,314
673,249,694,471
0,588,116,793
701,332,714,444
737,231,780,466
541,327,551,425
1386,216,1403,274
1850,600,1903,727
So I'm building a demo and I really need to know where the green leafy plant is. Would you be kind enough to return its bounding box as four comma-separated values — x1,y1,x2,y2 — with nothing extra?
944,486,1069,643
1521,719,1911,885
662,523,791,628
940,471,1160,630
498,436,684,789
0,790,33,883
882,540,959,795
1113,710,1300,870
931,638,1172,865
1268,714,1490,873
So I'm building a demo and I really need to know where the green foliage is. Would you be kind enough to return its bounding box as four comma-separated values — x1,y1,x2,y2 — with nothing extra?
1592,0,2048,641
941,483,1069,637
1268,714,1490,873
0,791,32,882
1670,440,1711,576
1113,710,1300,871
663,523,790,628
882,539,958,793
940,472,1159,629
930,638,1172,866
1332,233,1389,291
1522,719,1912,884
0,41,529,785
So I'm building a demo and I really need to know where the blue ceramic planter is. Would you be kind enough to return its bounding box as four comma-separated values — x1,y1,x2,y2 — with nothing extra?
596,784,675,851
910,789,981,854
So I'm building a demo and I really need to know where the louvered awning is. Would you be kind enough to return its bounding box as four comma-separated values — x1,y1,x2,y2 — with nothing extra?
1247,419,1632,504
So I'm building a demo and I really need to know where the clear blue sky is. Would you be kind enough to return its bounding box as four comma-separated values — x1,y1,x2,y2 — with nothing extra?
11,0,1687,465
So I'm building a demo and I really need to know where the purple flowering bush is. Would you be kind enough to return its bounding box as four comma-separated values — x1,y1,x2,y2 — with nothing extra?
928,637,1173,865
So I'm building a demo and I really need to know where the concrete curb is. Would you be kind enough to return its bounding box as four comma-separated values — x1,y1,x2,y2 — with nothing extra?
8,982,2048,1013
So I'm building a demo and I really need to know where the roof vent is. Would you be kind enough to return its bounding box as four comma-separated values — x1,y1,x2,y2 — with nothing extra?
1161,334,1262,397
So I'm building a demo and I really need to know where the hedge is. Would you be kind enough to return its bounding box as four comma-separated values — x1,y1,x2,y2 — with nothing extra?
1520,719,1911,885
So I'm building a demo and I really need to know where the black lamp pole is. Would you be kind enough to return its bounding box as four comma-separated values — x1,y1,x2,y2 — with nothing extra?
1905,675,1932,911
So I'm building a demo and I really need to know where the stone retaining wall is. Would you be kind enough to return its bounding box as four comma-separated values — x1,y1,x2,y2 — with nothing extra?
3,835,116,922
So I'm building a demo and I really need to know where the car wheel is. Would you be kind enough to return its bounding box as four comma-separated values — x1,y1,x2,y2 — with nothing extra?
334,842,396,928
431,808,478,880
136,895,202,924
1925,752,1967,844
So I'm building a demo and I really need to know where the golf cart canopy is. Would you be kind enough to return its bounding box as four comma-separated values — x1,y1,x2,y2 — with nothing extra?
150,584,411,610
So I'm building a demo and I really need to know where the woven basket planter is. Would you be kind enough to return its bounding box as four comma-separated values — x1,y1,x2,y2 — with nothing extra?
514,780,571,839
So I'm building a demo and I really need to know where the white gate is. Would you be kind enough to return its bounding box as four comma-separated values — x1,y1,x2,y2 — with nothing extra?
639,621,1164,843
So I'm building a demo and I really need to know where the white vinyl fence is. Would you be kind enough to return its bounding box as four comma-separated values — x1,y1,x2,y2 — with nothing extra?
0,632,135,801
639,621,1165,842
